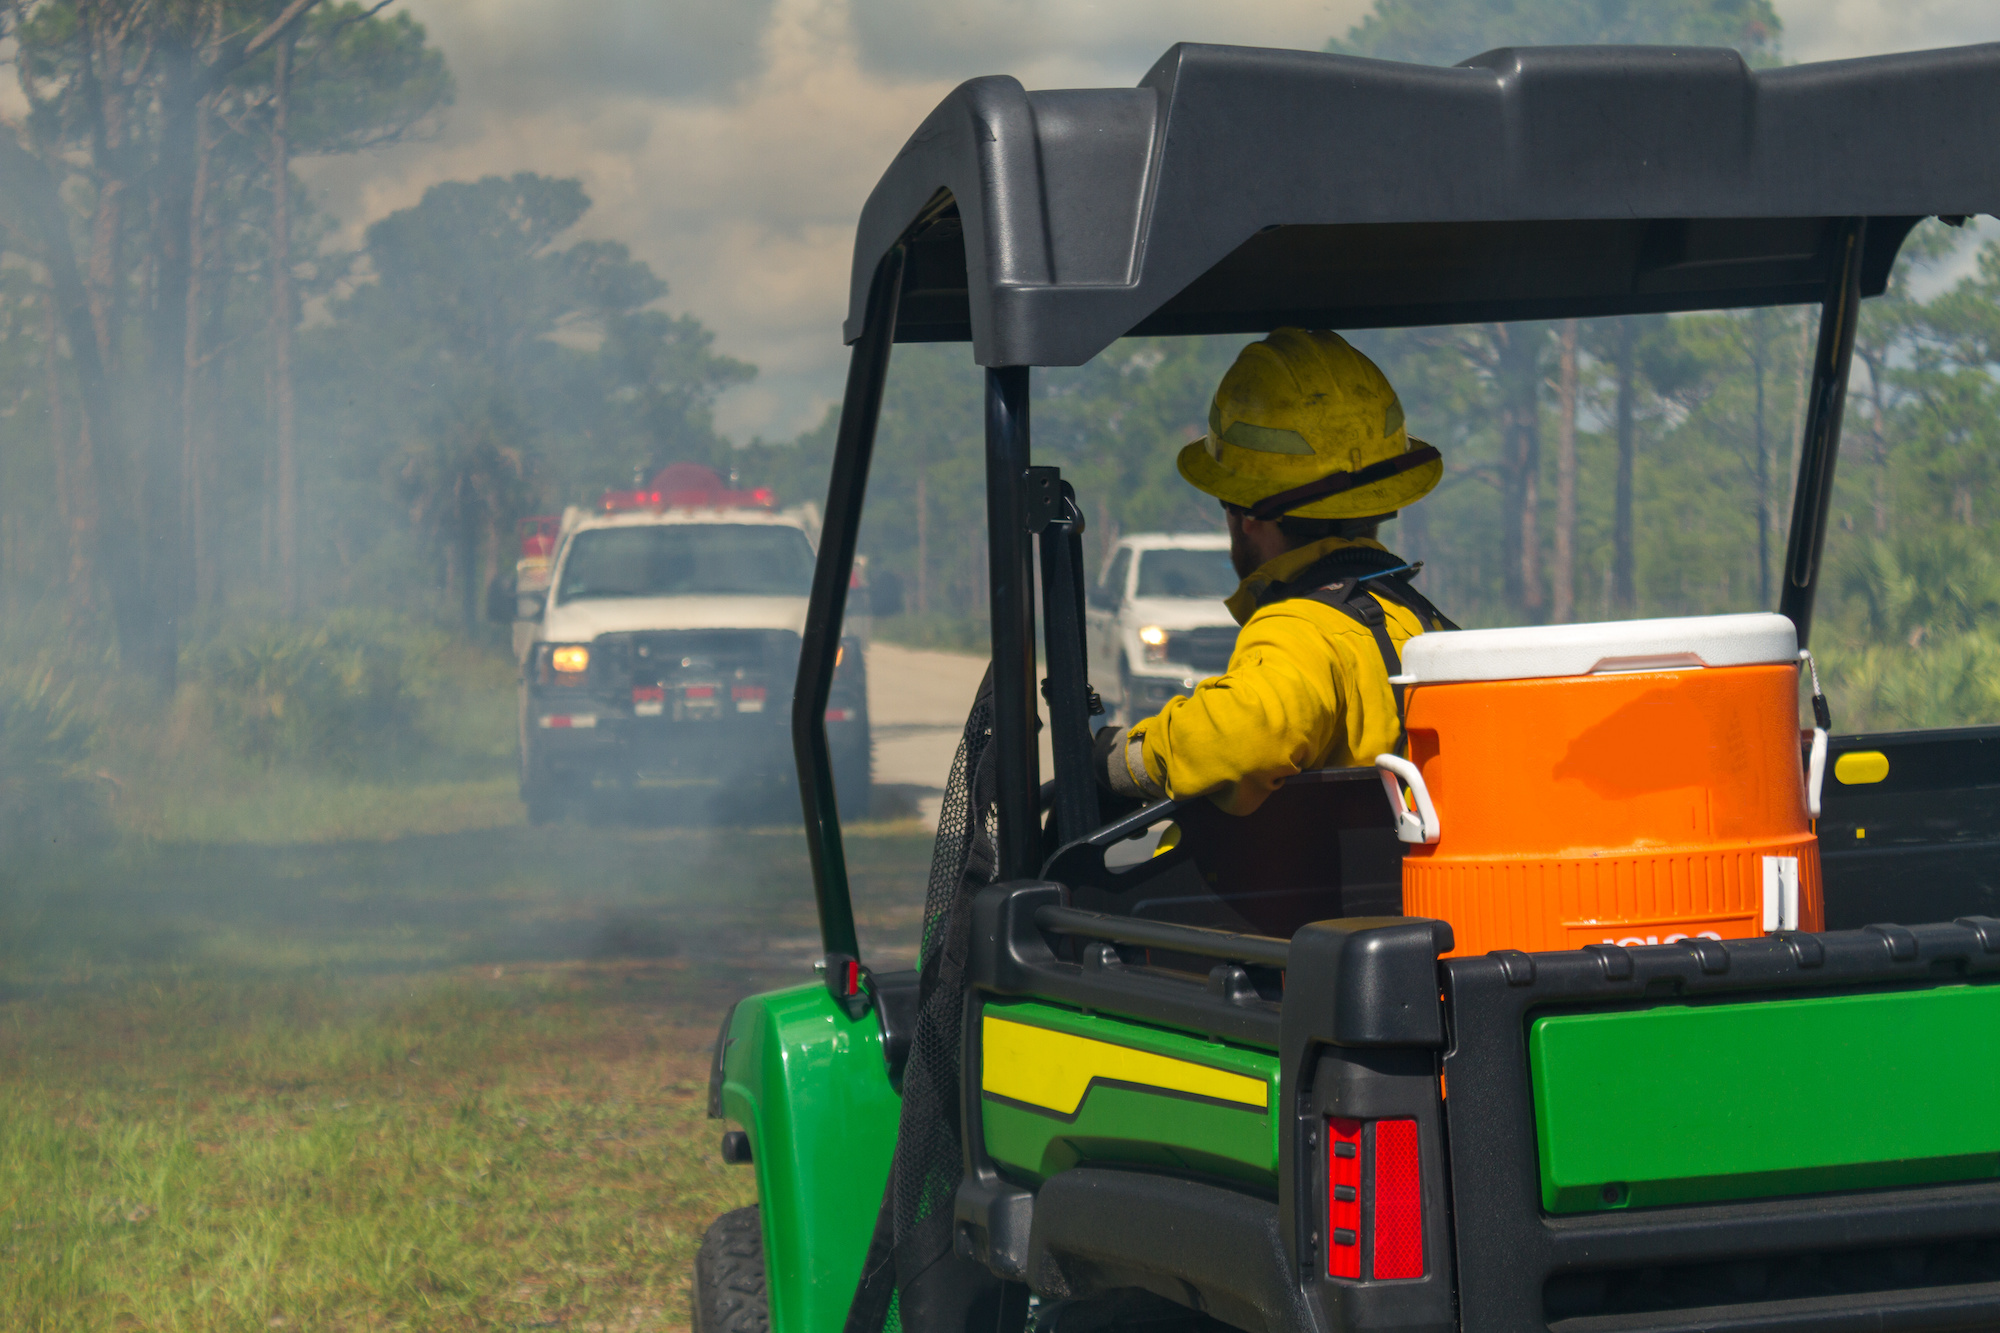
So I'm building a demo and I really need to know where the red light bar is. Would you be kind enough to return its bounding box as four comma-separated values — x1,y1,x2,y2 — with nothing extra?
1372,1119,1423,1280
1327,1117,1362,1279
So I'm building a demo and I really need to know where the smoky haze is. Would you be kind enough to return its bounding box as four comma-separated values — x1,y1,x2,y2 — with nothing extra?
2,0,1999,1325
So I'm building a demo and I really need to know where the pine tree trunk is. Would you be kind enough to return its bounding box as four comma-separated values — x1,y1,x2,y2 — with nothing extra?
272,33,299,616
1753,327,1770,608
79,5,150,654
1613,320,1637,612
135,25,200,691
185,92,217,615
1553,320,1578,623
0,63,131,653
44,290,96,621
1497,325,1544,621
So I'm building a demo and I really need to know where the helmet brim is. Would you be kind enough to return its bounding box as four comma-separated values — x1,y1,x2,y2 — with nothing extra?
1177,437,1441,520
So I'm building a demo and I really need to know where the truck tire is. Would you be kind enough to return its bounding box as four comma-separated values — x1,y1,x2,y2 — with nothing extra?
693,1206,769,1333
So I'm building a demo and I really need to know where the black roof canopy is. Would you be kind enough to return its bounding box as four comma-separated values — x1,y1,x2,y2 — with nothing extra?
843,42,2000,366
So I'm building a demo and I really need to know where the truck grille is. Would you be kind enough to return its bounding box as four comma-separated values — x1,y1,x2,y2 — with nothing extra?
1165,626,1238,674
608,629,800,682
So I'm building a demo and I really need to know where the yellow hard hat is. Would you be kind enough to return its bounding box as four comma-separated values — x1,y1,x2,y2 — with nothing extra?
1177,328,1441,522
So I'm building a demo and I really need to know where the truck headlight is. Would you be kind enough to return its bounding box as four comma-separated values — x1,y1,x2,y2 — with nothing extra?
551,644,590,675
1138,625,1168,665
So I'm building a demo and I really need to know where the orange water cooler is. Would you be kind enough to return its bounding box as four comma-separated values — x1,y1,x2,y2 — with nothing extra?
1378,613,1824,958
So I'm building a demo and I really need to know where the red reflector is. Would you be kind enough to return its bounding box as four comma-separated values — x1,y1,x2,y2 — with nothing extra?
1372,1118,1423,1279
684,685,716,700
632,686,665,703
1327,1117,1362,1279
731,685,767,702
844,959,861,996
546,716,572,729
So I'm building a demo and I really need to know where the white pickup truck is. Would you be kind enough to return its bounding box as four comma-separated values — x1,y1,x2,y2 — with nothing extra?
517,467,868,823
1085,532,1242,725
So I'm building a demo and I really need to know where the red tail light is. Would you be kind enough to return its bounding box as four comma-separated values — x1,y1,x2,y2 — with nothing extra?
1372,1118,1423,1279
731,686,767,703
684,685,716,700
1326,1116,1423,1281
632,686,665,704
1327,1118,1363,1278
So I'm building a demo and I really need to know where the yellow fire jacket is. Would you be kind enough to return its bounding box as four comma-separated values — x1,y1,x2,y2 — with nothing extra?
1119,537,1434,816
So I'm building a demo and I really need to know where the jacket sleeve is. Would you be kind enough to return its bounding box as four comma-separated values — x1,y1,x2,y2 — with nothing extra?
1129,608,1345,816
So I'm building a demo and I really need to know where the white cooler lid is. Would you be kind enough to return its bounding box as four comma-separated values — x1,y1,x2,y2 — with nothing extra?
1400,612,1798,683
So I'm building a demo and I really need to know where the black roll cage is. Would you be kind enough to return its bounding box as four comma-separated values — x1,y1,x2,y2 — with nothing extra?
791,40,2000,960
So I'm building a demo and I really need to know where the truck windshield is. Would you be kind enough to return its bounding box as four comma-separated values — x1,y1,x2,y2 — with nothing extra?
556,525,815,601
1135,547,1237,599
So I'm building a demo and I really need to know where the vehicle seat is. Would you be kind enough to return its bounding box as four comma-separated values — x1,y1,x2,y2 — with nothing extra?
1047,768,1401,939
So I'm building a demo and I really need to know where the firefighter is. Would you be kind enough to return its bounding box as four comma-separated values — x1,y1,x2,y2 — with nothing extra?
1094,327,1453,815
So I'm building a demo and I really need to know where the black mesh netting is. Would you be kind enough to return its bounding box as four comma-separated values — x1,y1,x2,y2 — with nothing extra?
846,670,1000,1333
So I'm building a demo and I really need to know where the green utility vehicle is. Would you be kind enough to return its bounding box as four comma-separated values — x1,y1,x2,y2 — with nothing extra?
698,41,2000,1333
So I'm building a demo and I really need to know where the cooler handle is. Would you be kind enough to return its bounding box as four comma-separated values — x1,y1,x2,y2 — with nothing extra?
1375,754,1441,845
1806,727,1828,819
1799,649,1829,819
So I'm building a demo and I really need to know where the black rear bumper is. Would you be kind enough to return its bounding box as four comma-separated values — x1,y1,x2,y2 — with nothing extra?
963,882,2000,1333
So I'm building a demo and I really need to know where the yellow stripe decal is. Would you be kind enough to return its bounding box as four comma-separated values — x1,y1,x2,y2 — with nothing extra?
981,1014,1268,1117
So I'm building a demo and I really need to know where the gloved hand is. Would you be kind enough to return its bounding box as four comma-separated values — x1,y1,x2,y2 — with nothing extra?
1091,724,1123,792
1093,724,1165,800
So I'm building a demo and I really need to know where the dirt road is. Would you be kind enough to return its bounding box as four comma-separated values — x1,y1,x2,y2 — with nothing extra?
865,643,1051,822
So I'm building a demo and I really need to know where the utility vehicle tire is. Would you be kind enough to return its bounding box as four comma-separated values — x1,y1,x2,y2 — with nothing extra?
693,1206,769,1333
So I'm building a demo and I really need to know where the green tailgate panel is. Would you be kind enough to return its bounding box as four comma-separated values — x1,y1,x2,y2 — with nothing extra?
1531,982,2000,1214
979,999,1280,1189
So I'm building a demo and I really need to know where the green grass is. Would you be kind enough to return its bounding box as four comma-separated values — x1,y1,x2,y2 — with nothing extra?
2,807,933,1330
1,619,938,1328
0,964,748,1330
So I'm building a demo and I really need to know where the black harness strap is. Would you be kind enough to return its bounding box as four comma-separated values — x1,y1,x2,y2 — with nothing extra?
1309,578,1410,719
1255,548,1458,747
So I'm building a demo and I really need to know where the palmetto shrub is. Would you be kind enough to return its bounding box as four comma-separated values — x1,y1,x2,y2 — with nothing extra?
0,657,104,844
198,618,423,770
1819,531,2000,731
